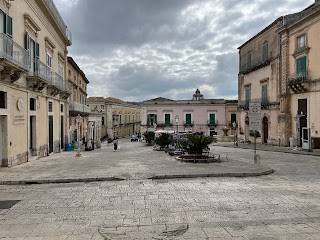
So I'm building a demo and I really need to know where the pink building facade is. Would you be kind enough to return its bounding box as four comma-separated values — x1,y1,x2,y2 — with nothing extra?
140,90,238,136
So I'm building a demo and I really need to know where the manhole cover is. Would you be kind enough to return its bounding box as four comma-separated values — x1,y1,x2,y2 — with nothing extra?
0,200,20,209
99,224,189,240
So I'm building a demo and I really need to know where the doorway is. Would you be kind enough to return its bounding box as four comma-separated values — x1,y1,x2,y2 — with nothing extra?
49,116,53,154
60,116,64,149
30,116,36,155
0,116,8,166
263,116,268,144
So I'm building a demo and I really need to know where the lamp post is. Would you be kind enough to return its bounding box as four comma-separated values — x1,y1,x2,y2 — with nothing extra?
175,115,179,133
232,122,238,146
294,111,304,150
75,114,82,157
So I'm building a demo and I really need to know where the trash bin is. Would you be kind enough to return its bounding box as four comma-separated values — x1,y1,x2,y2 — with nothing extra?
290,137,297,147
65,143,71,151
71,143,75,151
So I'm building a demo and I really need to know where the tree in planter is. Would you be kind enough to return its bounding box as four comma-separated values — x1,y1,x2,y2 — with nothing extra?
186,134,216,155
249,130,261,137
154,133,172,149
143,131,155,144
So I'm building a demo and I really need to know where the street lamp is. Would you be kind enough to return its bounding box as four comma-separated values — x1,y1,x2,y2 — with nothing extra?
75,114,82,157
232,121,238,146
175,115,179,133
293,111,304,150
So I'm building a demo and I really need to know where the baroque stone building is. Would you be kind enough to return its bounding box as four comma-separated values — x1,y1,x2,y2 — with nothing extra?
140,89,237,136
238,0,320,147
87,97,141,139
0,0,72,166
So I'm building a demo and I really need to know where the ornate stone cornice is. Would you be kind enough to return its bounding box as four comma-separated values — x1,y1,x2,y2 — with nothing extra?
0,0,11,10
24,13,41,38
45,36,56,50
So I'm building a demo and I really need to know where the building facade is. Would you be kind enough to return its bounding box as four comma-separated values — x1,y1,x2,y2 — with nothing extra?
67,57,92,146
140,89,238,136
0,0,72,167
278,0,320,148
87,97,141,139
238,18,282,145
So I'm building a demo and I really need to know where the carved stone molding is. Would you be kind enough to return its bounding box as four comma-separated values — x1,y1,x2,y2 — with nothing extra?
47,87,60,96
60,92,71,100
0,0,11,10
27,78,48,92
24,13,41,38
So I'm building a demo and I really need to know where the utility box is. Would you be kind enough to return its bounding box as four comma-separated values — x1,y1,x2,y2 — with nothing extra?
289,137,297,147
302,128,311,150
311,137,320,149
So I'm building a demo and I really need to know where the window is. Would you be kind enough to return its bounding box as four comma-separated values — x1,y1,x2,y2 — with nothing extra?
102,117,105,125
46,52,52,69
209,114,215,125
165,114,171,125
186,114,192,124
296,56,307,77
25,33,39,73
48,102,53,112
297,34,306,49
60,104,63,113
245,87,251,107
261,84,268,105
119,115,122,124
231,113,237,124
30,98,36,111
58,62,64,77
0,91,7,109
101,105,104,109
262,42,268,62
246,52,252,68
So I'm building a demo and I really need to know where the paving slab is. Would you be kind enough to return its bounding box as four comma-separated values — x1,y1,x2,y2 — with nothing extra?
0,139,273,185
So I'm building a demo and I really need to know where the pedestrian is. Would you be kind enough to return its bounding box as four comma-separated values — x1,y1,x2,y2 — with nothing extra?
112,137,118,151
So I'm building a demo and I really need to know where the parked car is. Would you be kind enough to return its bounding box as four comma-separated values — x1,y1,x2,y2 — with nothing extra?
131,135,139,142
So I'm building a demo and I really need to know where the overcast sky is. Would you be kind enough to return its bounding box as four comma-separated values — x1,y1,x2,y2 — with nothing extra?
54,0,313,102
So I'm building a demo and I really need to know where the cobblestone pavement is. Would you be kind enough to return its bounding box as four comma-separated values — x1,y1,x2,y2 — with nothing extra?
0,144,320,239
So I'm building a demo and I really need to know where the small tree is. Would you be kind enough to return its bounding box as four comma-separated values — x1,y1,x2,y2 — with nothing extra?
143,131,155,144
154,133,172,149
186,134,216,155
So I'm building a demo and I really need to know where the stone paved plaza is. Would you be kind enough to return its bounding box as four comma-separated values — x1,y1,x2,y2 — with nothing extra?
0,140,320,239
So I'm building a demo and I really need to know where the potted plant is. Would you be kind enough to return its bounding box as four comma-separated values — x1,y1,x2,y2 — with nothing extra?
154,133,172,150
186,134,216,155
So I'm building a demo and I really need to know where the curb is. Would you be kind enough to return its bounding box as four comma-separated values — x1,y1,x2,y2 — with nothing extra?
0,169,274,185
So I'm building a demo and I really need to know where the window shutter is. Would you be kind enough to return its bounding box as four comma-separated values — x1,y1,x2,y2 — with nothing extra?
165,114,170,124
5,14,12,38
210,114,215,124
263,43,268,62
261,85,268,104
186,114,191,124
155,115,157,124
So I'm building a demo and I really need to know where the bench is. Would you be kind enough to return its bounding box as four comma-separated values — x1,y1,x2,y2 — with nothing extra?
179,153,220,163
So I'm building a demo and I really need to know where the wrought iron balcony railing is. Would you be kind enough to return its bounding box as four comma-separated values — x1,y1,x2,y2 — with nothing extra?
50,72,64,90
27,58,52,82
0,33,29,70
65,81,72,93
41,0,72,44
288,71,310,84
207,121,218,126
157,121,173,127
183,121,194,126
240,52,272,73
69,102,91,113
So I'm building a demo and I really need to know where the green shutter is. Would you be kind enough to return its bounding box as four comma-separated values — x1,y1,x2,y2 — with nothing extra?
296,56,306,77
261,85,268,105
35,42,39,72
263,43,268,62
186,114,191,124
154,115,157,124
5,14,12,38
165,114,170,125
210,114,215,124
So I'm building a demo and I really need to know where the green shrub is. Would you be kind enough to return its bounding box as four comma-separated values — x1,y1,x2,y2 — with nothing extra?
249,130,261,137
186,134,216,155
154,133,172,148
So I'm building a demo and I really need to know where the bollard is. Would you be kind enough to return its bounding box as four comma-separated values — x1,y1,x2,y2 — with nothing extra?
254,154,261,165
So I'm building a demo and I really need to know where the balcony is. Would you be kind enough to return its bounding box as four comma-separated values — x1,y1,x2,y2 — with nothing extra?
240,52,272,74
287,71,310,94
239,98,279,110
184,121,194,127
47,72,64,96
69,102,91,116
40,0,72,45
207,121,218,127
26,59,52,91
157,121,173,127
60,81,73,100
239,100,250,110
0,33,29,82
